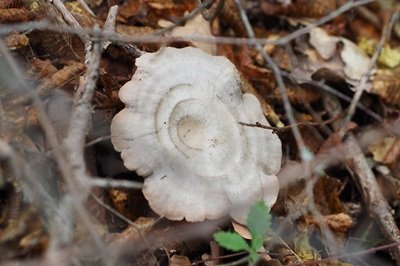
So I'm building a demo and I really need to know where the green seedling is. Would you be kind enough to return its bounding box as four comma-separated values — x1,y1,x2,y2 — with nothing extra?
213,201,271,264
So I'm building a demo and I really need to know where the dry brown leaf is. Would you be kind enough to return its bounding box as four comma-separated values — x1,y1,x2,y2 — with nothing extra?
218,45,282,126
30,58,58,78
274,84,321,106
116,24,159,52
369,137,397,163
372,69,400,106
378,138,400,178
202,241,220,266
146,0,196,18
107,217,155,248
4,32,29,50
308,27,371,82
170,255,192,266
0,0,23,9
108,188,148,221
219,0,246,37
260,0,337,18
118,0,143,22
316,213,353,233
0,207,47,252
384,138,400,165
0,8,35,23
317,122,357,155
159,13,216,54
66,1,100,27
314,176,345,214
298,125,325,154
36,61,85,97
232,221,251,239
29,30,85,60
19,228,48,252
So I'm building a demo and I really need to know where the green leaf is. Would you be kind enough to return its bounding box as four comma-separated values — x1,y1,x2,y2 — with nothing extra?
247,201,271,239
250,235,264,251
213,232,250,252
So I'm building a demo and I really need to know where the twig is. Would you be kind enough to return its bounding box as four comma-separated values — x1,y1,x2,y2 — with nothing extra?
344,135,400,264
102,5,118,50
193,251,247,265
288,74,383,123
323,90,400,264
63,26,115,266
356,6,381,29
340,10,399,138
85,135,111,147
233,0,311,163
49,0,84,31
49,0,91,61
89,192,158,264
89,177,143,189
77,0,95,17
63,33,102,185
274,0,374,46
239,113,344,134
0,0,377,49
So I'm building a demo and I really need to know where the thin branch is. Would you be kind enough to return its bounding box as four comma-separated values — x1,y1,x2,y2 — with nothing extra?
323,90,400,264
63,30,102,186
89,192,158,264
0,0,375,49
274,0,374,46
49,0,91,61
89,177,143,189
77,0,95,17
288,74,383,123
345,135,400,264
233,0,311,162
61,22,115,266
102,5,118,50
85,135,111,147
239,113,344,133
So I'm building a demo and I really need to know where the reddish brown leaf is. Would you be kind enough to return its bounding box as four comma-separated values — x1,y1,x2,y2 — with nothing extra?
260,0,337,18
36,61,86,96
0,8,35,23
0,0,23,9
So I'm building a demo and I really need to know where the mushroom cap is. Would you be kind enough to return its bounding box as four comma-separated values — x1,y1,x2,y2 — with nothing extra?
111,47,282,223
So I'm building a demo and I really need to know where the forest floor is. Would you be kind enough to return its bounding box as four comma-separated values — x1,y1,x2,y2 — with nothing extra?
1,0,400,265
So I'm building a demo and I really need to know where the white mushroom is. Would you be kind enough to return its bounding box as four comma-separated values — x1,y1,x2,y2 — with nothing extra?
111,47,282,223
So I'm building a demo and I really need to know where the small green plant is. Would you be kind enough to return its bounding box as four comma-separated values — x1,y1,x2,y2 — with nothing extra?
213,201,271,264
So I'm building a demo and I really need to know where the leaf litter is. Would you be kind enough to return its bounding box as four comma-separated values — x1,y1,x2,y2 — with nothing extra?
1,0,400,265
